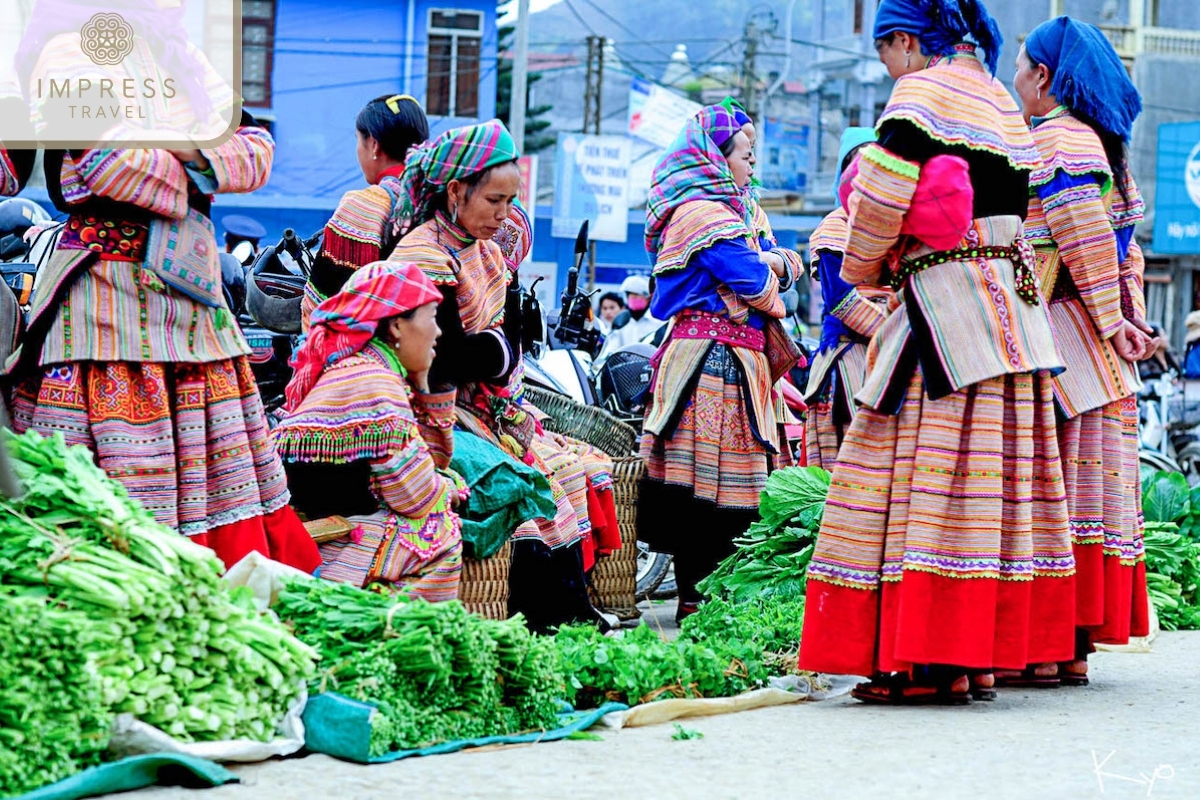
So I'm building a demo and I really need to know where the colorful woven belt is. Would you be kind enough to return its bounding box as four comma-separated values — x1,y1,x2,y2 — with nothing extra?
673,311,766,352
891,242,1040,306
59,213,150,263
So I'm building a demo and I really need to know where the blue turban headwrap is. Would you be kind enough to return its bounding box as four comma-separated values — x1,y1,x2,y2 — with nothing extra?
873,0,1004,75
1024,16,1142,142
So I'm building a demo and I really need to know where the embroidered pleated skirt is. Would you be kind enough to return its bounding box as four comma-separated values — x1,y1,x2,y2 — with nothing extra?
318,513,464,602
803,342,869,471
1058,396,1150,645
800,370,1078,675
11,356,322,573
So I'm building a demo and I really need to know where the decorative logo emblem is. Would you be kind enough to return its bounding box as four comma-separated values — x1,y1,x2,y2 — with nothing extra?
79,13,135,66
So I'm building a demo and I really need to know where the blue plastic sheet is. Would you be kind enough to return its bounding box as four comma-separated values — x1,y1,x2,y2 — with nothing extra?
16,754,237,800
301,692,627,764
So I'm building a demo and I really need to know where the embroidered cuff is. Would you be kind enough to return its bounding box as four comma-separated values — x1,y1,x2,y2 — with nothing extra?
412,387,458,429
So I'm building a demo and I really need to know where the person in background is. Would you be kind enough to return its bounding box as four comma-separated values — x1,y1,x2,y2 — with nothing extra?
799,0,1074,704
639,104,801,624
596,291,624,335
302,94,430,330
1184,311,1200,379
273,262,466,600
222,213,266,255
803,128,893,470
1012,15,1155,687
7,0,320,573
599,275,664,358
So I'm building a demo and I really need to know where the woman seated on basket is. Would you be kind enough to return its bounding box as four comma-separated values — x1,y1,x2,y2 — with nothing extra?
272,261,468,600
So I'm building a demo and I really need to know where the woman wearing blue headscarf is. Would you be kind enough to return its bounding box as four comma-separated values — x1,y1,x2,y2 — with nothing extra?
1012,16,1154,687
798,0,1075,705
802,128,892,469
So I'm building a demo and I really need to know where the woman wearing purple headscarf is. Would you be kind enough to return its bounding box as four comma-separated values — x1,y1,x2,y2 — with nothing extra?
639,104,803,623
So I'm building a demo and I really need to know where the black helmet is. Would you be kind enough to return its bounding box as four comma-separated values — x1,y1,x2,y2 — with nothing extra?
219,252,247,315
598,342,656,417
0,198,50,238
244,243,304,334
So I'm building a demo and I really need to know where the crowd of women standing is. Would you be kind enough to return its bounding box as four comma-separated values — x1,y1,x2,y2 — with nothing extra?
0,0,1157,706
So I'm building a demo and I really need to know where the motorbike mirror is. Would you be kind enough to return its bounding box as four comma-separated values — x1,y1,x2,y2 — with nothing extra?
232,239,256,266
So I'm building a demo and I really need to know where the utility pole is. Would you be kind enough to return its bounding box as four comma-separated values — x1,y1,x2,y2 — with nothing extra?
740,20,759,119
509,0,532,148
582,34,605,290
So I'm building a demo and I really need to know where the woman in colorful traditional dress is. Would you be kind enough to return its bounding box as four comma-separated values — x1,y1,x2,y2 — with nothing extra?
803,128,893,469
273,262,466,599
6,0,320,573
797,0,1077,704
639,104,803,624
301,95,429,330
1011,15,1155,686
388,120,605,630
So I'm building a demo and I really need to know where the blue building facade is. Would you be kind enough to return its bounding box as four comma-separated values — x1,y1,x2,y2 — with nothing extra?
215,0,500,239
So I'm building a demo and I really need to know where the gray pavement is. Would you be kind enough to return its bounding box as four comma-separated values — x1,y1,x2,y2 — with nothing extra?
125,628,1200,800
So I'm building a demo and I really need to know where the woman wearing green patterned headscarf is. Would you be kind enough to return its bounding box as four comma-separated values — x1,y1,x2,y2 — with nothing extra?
390,120,610,633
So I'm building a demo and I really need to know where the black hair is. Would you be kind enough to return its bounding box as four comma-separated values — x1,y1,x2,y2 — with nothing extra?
1074,111,1134,206
873,32,898,52
356,95,430,163
719,135,740,158
598,291,624,309
839,143,870,177
375,308,419,340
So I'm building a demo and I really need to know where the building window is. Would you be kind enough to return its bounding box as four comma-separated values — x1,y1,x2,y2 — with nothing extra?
853,0,864,34
426,9,483,117
242,0,276,108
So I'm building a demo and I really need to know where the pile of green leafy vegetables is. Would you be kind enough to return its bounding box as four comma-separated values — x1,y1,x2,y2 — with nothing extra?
1142,470,1200,630
698,467,830,601
274,578,563,757
0,431,316,797
553,596,807,708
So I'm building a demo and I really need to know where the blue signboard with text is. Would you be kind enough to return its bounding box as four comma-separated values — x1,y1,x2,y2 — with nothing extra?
1153,121,1200,255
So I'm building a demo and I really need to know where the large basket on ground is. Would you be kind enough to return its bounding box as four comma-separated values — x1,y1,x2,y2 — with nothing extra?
459,540,513,620
522,386,642,620
523,385,638,457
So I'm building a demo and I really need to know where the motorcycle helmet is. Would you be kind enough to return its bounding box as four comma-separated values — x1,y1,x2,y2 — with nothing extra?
598,342,656,418
244,242,305,334
219,252,248,316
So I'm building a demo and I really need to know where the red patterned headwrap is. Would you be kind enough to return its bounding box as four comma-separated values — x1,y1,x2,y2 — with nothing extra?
285,261,442,410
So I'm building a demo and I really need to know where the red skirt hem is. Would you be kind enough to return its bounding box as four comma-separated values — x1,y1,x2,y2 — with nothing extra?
192,505,321,573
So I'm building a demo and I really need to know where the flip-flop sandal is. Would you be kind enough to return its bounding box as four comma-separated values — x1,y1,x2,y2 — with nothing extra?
993,668,1061,688
969,671,997,701
851,673,971,706
1058,670,1089,687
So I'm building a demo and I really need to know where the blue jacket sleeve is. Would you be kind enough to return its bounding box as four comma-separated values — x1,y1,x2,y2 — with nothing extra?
691,238,774,300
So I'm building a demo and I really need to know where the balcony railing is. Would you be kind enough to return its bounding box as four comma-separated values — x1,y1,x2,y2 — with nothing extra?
1097,24,1200,61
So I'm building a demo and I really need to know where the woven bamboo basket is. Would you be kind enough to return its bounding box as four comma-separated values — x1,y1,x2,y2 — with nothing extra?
520,386,643,621
522,385,638,457
588,456,644,620
459,540,513,620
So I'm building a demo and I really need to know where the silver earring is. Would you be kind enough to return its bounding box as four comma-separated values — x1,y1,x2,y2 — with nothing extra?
1037,88,1041,100
905,51,911,68
451,205,459,225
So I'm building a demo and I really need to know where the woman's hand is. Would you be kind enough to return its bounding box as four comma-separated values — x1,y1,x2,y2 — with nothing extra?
167,148,210,171
1111,320,1151,363
762,250,787,278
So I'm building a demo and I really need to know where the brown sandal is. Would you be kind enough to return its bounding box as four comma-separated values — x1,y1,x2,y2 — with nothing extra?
851,672,971,706
1058,659,1089,687
993,664,1060,688
969,670,996,701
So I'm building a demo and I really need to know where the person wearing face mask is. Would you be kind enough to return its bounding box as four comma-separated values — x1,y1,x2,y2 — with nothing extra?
273,262,467,600
1010,15,1155,688
798,0,1075,705
638,105,802,624
301,94,431,331
389,120,607,632
600,275,664,357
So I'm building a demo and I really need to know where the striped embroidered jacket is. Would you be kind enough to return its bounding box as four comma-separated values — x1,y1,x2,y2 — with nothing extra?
804,207,892,404
0,149,18,196
10,34,272,368
843,51,1062,411
1026,108,1145,418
